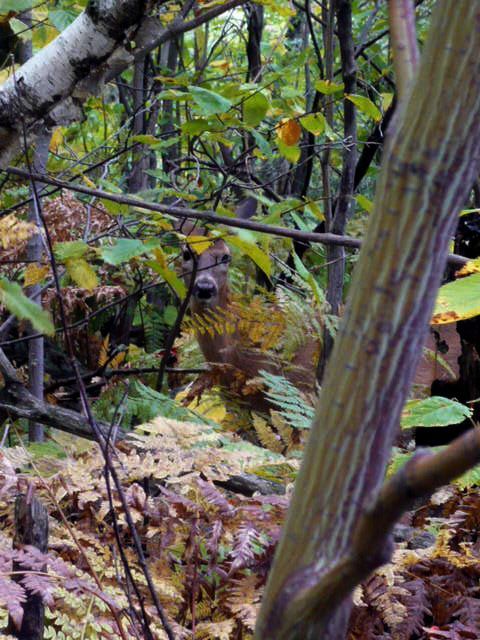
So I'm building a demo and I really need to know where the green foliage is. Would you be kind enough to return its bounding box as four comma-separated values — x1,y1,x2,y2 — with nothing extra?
189,86,233,116
54,240,90,260
100,238,148,265
49,8,78,31
1,0,32,12
1,3,478,636
94,380,214,429
243,92,270,126
225,234,272,277
0,278,54,335
401,397,472,430
345,93,382,122
433,271,480,323
300,113,326,135
259,370,315,430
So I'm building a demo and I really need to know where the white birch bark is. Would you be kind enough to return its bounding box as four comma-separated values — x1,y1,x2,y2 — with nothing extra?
0,0,244,168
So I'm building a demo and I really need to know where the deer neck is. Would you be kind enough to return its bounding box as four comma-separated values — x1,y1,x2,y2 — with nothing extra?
191,285,234,365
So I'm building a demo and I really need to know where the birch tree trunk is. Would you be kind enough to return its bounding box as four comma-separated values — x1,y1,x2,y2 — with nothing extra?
0,0,245,168
255,3,480,638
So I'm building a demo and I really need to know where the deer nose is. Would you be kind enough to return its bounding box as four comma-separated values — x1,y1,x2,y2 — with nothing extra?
194,279,218,300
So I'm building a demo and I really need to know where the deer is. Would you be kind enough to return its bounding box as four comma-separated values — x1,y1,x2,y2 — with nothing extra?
177,222,320,413
177,221,462,418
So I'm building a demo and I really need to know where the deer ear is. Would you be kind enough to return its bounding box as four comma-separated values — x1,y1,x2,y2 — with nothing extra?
235,196,257,219
173,218,204,237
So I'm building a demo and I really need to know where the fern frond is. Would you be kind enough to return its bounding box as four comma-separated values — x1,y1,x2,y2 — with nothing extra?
259,370,316,430
252,414,284,453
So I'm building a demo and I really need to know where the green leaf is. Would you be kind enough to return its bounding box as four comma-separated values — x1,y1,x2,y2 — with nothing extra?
401,396,471,430
345,94,382,122
65,258,98,292
181,119,210,135
54,240,89,261
252,130,273,157
355,194,374,213
300,113,326,136
225,235,272,277
163,305,177,326
456,464,480,489
292,252,325,307
432,272,480,323
147,262,186,299
131,134,160,146
189,86,232,116
460,208,480,217
0,0,32,12
243,92,270,126
304,200,324,221
100,198,129,217
277,140,301,163
49,8,78,31
100,239,147,266
0,278,54,335
314,79,344,95
9,18,31,40
157,89,189,101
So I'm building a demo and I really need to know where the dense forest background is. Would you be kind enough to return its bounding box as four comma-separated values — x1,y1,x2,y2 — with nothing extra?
1,1,480,638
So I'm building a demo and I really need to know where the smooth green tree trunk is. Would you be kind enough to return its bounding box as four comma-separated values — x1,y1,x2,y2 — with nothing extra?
255,3,480,638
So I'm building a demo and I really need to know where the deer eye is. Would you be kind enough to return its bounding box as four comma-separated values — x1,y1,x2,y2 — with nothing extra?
221,254,230,264
182,250,191,261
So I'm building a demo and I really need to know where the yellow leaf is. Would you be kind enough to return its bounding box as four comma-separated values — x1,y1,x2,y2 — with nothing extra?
65,258,98,291
98,336,110,367
210,59,230,72
0,214,36,249
381,92,394,111
276,118,302,146
186,235,214,255
109,351,126,369
82,175,97,189
152,247,167,268
455,257,480,278
177,389,227,423
49,127,63,152
24,263,49,287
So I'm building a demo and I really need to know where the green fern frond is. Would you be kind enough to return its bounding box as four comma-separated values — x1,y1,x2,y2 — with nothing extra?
259,370,316,430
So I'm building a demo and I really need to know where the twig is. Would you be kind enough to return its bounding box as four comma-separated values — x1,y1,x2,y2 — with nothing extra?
4,167,469,267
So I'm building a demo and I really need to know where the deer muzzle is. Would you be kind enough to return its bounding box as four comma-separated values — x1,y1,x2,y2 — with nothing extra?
193,277,218,304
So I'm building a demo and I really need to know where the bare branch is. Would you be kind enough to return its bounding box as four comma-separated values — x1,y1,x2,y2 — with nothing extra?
5,167,469,267
271,426,480,633
0,0,246,167
388,0,420,102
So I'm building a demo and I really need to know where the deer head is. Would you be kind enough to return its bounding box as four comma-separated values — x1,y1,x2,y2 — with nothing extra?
178,225,232,315
176,221,240,365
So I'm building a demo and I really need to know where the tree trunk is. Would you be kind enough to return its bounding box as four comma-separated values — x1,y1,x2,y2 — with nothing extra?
26,132,50,443
325,0,357,315
7,494,48,640
255,3,480,638
128,56,150,193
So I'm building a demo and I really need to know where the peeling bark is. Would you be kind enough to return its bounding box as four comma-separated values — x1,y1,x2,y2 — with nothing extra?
0,0,245,168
